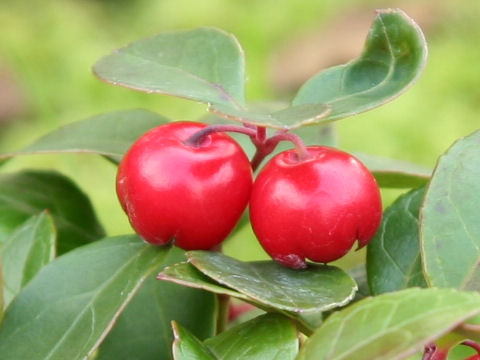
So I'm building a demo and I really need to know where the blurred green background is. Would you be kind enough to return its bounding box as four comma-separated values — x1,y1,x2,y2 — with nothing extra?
0,0,479,263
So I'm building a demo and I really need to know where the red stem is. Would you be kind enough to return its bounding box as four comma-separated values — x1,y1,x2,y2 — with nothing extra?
463,340,480,355
185,124,310,172
184,124,257,147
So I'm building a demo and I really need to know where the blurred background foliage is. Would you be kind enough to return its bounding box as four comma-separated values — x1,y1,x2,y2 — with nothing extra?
0,0,479,262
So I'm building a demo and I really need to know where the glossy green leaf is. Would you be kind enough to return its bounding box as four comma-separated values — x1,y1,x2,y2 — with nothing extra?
205,313,298,360
209,103,331,130
94,27,245,107
0,235,168,360
187,251,357,313
355,153,431,188
158,261,250,300
158,261,318,334
0,170,105,254
367,187,428,295
293,9,427,123
172,322,216,360
1,211,56,308
0,109,169,164
297,288,480,360
421,129,480,289
97,248,216,360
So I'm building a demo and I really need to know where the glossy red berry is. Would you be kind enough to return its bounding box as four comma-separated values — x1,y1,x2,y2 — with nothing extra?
249,146,382,269
116,121,253,250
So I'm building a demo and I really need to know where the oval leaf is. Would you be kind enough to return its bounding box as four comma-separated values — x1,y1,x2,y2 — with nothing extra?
0,235,169,360
367,187,428,295
97,248,216,360
0,109,169,164
158,261,250,300
421,129,480,289
172,322,217,360
209,103,331,130
293,9,427,122
355,153,431,188
93,28,245,107
297,288,480,360
187,251,357,313
158,261,319,334
0,170,105,254
1,211,56,308
205,313,298,360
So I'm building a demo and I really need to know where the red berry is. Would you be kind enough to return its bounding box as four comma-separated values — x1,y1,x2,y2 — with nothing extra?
116,121,253,250
249,146,382,269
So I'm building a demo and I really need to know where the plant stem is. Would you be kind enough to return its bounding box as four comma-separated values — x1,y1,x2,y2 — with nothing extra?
463,340,480,354
267,131,311,161
185,123,311,172
250,130,311,171
184,124,257,147
216,294,230,335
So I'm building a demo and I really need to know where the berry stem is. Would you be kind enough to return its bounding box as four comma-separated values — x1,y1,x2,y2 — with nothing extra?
463,340,480,355
185,123,311,171
267,131,311,160
184,124,257,147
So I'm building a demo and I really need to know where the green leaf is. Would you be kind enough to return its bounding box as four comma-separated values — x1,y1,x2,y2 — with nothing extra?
158,261,250,300
187,251,357,314
0,109,169,164
0,170,105,254
367,187,428,295
158,261,318,334
1,211,56,309
0,235,169,360
0,259,3,324
355,153,431,188
297,288,480,360
205,313,298,360
421,129,480,289
172,322,216,360
209,103,331,130
93,27,245,107
97,247,216,360
293,9,427,123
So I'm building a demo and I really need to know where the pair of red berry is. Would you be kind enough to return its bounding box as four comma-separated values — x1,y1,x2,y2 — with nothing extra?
116,121,382,269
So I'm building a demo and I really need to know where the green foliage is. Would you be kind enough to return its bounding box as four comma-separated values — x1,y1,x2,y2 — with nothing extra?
97,247,216,360
1,212,56,308
293,9,427,122
367,187,428,295
94,28,246,107
1,5,480,360
173,313,299,360
0,236,168,359
0,170,105,254
0,110,169,164
297,288,480,360
421,129,480,290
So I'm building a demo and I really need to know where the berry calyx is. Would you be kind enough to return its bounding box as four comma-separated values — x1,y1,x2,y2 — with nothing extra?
116,121,253,250
249,146,382,269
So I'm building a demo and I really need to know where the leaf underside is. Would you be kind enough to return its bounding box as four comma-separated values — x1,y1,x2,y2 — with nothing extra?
0,109,168,164
93,27,246,108
293,8,427,123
